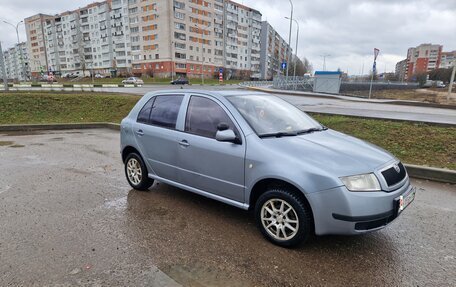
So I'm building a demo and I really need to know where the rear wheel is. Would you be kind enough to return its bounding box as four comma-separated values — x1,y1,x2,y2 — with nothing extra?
125,153,154,191
255,188,312,247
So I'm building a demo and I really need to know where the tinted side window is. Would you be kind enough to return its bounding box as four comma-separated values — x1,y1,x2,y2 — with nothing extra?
185,96,236,138
150,95,184,129
137,97,155,123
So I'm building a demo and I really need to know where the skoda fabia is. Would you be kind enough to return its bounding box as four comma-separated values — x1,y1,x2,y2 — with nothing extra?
120,90,415,247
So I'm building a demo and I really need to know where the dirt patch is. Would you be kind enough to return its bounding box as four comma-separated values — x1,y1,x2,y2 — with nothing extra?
9,144,25,148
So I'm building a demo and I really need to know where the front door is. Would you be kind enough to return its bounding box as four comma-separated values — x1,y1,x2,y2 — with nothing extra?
177,95,245,202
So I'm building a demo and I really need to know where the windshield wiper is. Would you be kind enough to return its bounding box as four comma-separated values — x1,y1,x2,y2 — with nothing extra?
296,126,328,135
258,131,298,138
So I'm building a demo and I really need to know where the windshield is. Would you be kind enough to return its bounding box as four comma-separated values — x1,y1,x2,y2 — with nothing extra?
227,95,324,137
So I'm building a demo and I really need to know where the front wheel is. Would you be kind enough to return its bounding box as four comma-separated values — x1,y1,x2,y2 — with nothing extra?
255,188,312,247
124,153,154,191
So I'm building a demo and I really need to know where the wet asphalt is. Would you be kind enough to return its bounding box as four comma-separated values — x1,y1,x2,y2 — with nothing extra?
0,129,455,286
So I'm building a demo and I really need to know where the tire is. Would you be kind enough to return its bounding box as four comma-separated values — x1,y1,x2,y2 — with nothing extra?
255,188,312,247
124,153,154,191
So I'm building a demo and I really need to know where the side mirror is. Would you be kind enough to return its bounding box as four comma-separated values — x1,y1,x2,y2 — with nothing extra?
215,129,238,143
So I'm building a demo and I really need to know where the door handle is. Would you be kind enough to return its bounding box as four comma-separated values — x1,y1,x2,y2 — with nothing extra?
135,129,144,136
179,140,190,147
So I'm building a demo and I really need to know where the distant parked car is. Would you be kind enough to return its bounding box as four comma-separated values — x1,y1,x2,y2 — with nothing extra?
122,77,144,85
95,73,105,79
170,77,189,85
40,75,57,82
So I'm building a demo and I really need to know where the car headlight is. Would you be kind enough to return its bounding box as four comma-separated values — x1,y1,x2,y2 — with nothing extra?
340,173,381,192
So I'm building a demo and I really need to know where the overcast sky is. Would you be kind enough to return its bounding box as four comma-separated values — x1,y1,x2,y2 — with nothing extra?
1,0,455,74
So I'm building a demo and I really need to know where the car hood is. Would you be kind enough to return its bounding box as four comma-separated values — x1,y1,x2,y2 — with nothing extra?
260,129,395,177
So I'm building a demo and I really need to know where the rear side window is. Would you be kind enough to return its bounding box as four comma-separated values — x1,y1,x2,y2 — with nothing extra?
137,98,155,124
185,96,236,138
149,95,184,129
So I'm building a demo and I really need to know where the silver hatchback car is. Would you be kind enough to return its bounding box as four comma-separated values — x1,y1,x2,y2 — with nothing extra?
120,90,415,247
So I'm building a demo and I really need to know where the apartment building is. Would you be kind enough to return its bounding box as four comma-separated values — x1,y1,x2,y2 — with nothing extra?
405,43,442,80
1,42,30,80
23,0,289,80
26,0,131,77
259,21,292,80
25,13,53,76
395,58,407,82
128,0,219,78
223,1,262,79
440,51,456,69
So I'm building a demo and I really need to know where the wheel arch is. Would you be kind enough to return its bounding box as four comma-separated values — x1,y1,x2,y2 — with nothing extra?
122,145,141,163
248,178,315,229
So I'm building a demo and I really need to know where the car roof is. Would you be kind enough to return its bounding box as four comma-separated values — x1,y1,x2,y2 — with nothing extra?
145,89,269,100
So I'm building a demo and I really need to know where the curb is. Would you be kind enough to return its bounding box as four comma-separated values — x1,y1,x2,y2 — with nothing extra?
404,164,456,185
246,86,456,110
0,123,454,185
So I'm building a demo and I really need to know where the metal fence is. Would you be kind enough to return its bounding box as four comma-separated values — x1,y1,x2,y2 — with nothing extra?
238,80,273,87
272,76,314,91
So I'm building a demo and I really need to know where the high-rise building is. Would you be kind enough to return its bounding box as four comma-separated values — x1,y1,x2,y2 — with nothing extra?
259,21,292,80
23,0,293,80
25,13,53,76
405,43,442,80
440,51,456,69
395,58,407,82
223,1,262,79
25,0,131,77
1,42,30,80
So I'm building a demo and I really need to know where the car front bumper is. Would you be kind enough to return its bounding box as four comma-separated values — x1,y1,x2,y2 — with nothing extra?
307,179,415,235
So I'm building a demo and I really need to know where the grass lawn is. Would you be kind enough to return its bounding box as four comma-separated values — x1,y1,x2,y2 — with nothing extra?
1,91,454,170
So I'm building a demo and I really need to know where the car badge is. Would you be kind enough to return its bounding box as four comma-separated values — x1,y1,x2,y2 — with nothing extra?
393,164,400,173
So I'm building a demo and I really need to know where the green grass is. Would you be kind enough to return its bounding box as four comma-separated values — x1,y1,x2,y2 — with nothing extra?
1,91,454,170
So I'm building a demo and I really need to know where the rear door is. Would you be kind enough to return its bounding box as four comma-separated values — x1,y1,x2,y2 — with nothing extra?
133,94,185,181
176,95,246,202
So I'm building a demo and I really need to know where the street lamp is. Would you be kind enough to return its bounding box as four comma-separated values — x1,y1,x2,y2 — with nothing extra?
285,0,293,82
285,17,299,90
3,20,27,81
194,23,204,85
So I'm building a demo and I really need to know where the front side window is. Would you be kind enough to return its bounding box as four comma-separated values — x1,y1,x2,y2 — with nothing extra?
227,95,323,137
185,96,236,138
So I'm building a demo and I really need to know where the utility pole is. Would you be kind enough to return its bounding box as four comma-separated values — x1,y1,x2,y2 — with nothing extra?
286,0,293,81
0,42,9,91
321,54,330,71
448,64,455,102
3,20,27,81
285,16,299,90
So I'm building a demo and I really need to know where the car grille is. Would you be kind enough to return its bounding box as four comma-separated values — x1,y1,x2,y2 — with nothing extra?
381,162,407,187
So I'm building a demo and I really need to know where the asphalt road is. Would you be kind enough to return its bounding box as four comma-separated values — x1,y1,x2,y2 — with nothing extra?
5,85,456,124
0,129,455,286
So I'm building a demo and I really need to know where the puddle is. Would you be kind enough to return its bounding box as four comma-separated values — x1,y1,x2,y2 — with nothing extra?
161,263,253,287
9,144,25,148
103,196,128,210
0,141,14,146
30,143,45,146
